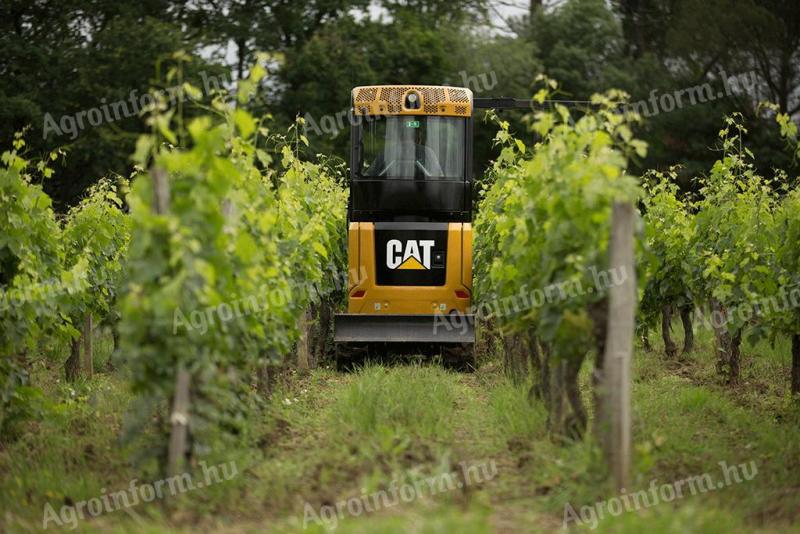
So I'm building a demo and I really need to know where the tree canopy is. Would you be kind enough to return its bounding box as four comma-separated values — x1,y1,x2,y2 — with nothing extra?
1,0,798,208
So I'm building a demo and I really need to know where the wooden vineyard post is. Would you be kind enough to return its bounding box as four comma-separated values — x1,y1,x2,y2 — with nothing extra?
167,365,191,477
600,202,636,491
83,314,94,379
297,308,312,372
152,167,191,477
792,334,800,397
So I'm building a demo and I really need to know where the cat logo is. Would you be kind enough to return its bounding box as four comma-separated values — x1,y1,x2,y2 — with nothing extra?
386,239,435,270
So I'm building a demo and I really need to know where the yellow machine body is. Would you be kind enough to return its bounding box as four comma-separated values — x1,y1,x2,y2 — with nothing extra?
346,222,473,315
333,84,476,354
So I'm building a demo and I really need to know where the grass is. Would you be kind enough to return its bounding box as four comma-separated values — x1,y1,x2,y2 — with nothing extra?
331,364,458,446
487,381,547,442
1,320,799,532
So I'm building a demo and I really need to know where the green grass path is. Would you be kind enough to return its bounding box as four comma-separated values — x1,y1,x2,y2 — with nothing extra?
1,327,799,532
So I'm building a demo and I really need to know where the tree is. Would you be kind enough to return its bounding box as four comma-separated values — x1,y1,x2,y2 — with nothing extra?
530,0,634,99
0,0,219,209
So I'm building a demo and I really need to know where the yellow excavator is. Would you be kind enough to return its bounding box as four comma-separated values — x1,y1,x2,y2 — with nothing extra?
333,85,488,369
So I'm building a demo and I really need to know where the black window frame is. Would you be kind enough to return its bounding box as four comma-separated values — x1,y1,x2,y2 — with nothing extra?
348,112,474,223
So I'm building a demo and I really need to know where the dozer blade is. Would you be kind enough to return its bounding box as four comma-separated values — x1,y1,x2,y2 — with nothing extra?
334,313,475,344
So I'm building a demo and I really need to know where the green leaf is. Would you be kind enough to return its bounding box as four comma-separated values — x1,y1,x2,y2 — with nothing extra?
234,109,256,138
182,82,203,101
312,241,328,259
235,233,258,262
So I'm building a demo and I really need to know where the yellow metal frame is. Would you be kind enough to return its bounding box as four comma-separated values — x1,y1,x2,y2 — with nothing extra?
347,222,473,314
352,85,473,117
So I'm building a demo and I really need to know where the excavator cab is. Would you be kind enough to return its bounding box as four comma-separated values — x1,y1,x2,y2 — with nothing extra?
334,85,476,369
